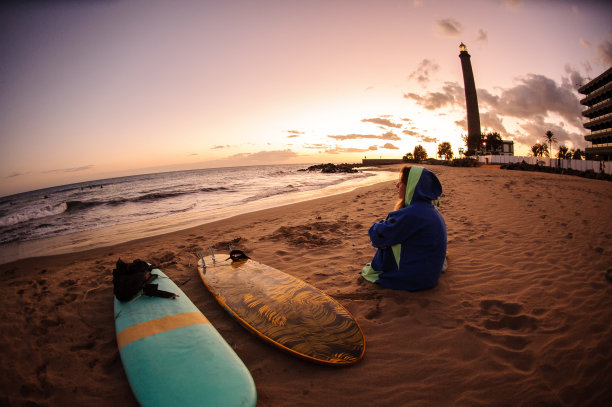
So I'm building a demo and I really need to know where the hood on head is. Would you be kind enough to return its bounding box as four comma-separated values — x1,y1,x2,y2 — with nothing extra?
404,166,442,206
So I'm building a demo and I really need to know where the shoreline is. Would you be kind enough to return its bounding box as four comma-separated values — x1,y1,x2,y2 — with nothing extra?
0,166,398,265
1,164,610,406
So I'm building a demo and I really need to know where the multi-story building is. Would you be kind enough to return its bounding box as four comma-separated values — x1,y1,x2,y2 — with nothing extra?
579,67,612,161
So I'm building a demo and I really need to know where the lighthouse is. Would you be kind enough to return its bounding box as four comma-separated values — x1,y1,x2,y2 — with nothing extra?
459,43,481,153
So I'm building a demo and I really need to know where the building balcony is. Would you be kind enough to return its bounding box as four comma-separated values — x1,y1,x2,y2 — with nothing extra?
583,112,612,130
585,145,612,157
579,67,612,95
580,82,612,106
581,98,612,118
585,129,612,142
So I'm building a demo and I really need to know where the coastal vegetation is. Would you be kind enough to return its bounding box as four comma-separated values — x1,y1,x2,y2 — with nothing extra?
531,141,549,157
403,145,428,162
437,142,454,160
462,131,506,156
500,161,611,181
544,130,557,156
413,145,428,161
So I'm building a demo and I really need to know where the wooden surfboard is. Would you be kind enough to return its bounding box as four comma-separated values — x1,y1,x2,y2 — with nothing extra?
114,267,257,407
197,252,365,366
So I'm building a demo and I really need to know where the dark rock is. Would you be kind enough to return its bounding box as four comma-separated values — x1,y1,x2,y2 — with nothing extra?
301,163,361,173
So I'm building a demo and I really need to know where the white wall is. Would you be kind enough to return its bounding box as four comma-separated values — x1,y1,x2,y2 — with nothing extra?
477,155,612,175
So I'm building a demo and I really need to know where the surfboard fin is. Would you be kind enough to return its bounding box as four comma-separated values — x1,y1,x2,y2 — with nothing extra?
197,252,206,268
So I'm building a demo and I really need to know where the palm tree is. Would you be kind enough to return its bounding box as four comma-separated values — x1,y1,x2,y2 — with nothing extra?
544,130,557,159
531,142,548,158
572,149,585,160
556,145,571,169
557,146,570,159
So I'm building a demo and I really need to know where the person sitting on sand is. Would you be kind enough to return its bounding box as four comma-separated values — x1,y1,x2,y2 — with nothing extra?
361,165,447,290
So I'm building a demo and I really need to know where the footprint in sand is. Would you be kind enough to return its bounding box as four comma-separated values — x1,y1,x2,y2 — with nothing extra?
59,279,77,288
464,299,539,373
55,293,78,307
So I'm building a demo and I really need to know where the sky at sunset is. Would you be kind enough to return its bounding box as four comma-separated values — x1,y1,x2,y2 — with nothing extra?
1,0,611,196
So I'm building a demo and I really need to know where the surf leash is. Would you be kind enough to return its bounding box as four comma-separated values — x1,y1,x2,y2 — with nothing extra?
229,250,250,262
114,292,143,320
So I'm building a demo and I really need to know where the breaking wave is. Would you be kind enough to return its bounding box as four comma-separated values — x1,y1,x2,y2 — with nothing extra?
0,202,68,227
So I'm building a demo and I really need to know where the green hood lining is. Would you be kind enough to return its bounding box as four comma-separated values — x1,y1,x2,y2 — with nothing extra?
404,166,424,206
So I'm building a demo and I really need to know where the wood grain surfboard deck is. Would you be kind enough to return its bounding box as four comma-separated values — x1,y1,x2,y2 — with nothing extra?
198,254,365,366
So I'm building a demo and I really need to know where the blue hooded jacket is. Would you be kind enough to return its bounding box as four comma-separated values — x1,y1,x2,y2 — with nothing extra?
362,167,447,291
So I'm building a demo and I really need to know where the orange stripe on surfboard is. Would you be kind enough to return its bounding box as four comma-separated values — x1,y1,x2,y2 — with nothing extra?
117,312,210,349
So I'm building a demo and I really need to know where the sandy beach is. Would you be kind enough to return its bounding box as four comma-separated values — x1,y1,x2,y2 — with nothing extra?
1,164,611,407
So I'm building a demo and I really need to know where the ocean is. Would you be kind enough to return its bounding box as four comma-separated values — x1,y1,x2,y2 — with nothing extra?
0,164,394,264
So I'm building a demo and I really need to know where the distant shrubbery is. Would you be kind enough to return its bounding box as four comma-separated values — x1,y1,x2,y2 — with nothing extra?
413,158,481,167
417,158,610,180
500,161,611,181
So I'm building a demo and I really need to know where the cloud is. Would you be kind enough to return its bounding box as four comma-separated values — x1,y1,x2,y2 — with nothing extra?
571,5,579,16
436,18,463,37
325,145,378,154
476,29,488,42
454,118,466,131
596,40,612,66
226,149,298,163
43,165,94,174
562,64,589,91
504,0,523,10
478,74,582,128
514,116,584,150
381,143,399,150
361,117,402,128
578,38,612,68
303,142,375,154
479,111,508,134
303,143,329,149
285,130,304,138
212,145,230,149
408,71,583,144
409,59,440,87
328,131,401,141
7,172,24,178
404,81,464,110
403,129,438,144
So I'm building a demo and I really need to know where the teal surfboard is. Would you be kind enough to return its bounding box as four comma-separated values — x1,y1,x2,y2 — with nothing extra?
114,267,256,407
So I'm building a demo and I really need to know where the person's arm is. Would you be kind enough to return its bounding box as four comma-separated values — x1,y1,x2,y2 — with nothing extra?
368,209,414,248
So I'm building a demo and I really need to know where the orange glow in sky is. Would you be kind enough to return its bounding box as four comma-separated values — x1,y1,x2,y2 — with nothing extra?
1,0,611,196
